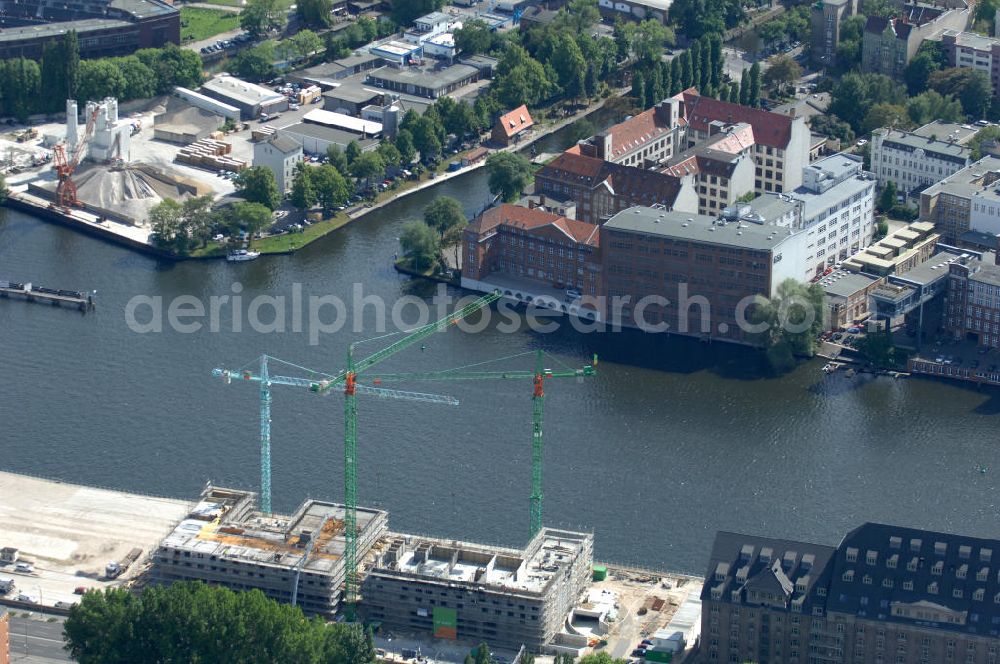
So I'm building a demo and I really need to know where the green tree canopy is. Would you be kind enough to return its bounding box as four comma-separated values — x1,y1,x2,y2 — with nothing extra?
750,279,825,372
400,220,440,271
235,166,281,210
763,54,802,92
240,0,286,39
424,196,467,239
454,19,497,55
394,129,416,165
297,0,332,28
290,164,317,211
326,145,349,173
230,201,273,246
486,152,532,203
390,0,444,25
311,163,351,211
64,582,376,664
351,151,386,188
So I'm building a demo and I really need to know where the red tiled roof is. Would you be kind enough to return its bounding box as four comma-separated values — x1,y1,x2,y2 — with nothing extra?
471,204,599,247
538,150,686,207
677,90,793,149
538,151,607,183
601,106,673,160
495,104,534,138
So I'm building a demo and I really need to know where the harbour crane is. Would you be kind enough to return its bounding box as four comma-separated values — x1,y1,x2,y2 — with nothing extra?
212,355,461,515
352,349,597,539
52,107,98,209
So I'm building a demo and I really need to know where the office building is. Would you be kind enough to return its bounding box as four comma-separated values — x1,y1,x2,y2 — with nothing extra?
365,63,481,100
362,529,594,650
661,124,757,216
945,255,1000,347
575,99,686,167
152,486,388,617
461,204,602,317
0,0,178,60
699,522,1000,664
675,90,813,194
253,134,303,194
920,156,1000,243
600,204,811,342
533,151,698,224
871,126,972,200
861,3,969,79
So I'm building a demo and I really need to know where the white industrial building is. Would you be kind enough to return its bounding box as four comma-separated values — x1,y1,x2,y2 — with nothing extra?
174,87,241,122
200,75,288,120
67,97,133,164
253,134,303,194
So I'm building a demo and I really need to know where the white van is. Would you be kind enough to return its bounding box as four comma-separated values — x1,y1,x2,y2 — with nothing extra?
0,577,15,594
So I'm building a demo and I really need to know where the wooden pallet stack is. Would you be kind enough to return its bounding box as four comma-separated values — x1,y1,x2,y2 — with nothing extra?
176,138,246,172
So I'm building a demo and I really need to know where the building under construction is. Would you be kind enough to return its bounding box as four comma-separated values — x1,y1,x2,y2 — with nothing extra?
362,529,594,650
150,486,388,616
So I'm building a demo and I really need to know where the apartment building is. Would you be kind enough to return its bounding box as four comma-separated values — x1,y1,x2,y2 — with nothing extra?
533,151,698,224
940,30,1000,98
675,90,812,195
811,0,859,68
871,126,972,200
461,204,602,316
600,204,811,342
152,486,389,617
362,529,593,650
252,134,303,194
945,256,1000,347
862,2,969,79
920,156,1000,243
843,221,939,276
699,522,1000,664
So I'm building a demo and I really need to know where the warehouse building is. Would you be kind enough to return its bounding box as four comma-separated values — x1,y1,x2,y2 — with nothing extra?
200,75,288,120
0,0,179,60
362,528,593,650
151,486,388,616
322,86,383,116
278,122,379,155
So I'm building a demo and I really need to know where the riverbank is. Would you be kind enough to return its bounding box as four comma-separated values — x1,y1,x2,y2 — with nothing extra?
3,94,619,261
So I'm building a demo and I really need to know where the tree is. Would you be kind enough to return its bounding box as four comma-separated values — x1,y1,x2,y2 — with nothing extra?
862,103,910,134
810,114,855,143
181,195,216,248
351,151,385,189
904,51,941,96
749,279,825,372
1,58,41,123
454,19,495,55
879,181,898,213
709,34,723,88
326,145,349,173
906,90,963,126
728,83,740,104
115,56,157,100
290,164,316,211
579,654,627,664
240,0,286,39
739,68,750,105
149,199,185,253
856,323,901,369
135,43,203,94
748,62,762,108
411,116,443,162
424,196,466,239
631,19,669,67
679,49,693,90
345,140,362,166
297,0,332,28
230,202,272,246
377,141,402,172
763,54,802,94
234,41,277,82
311,164,350,211
400,220,440,271
551,34,587,101
77,60,127,102
64,581,376,664
394,129,416,165
64,30,80,101
0,174,7,205
40,32,79,112
631,70,646,102
287,29,322,61
929,67,993,119
486,152,532,203
391,0,444,24
235,166,281,210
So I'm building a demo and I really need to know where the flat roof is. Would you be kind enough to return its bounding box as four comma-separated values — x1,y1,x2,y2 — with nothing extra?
0,18,132,41
894,252,968,287
941,29,999,52
372,528,591,596
794,178,875,225
924,156,1000,201
159,488,386,576
368,64,478,90
202,75,285,107
303,108,381,134
279,122,379,149
913,119,981,145
371,40,420,57
604,206,796,252
879,129,971,161
322,85,381,104
818,270,881,298
415,11,451,24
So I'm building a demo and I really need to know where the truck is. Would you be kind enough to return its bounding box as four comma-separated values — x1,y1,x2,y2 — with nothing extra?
106,547,142,579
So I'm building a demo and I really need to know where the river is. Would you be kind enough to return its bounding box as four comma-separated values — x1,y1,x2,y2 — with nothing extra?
1,109,999,575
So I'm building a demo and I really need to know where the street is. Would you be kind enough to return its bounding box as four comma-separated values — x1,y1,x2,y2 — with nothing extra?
7,614,71,662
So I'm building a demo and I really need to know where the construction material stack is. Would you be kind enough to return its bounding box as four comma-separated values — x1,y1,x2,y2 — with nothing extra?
177,138,246,172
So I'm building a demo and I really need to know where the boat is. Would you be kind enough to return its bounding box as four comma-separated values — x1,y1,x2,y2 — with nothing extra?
227,249,260,262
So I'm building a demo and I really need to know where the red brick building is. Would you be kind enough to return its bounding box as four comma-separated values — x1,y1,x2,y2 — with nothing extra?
533,151,698,224
491,104,534,146
461,204,601,314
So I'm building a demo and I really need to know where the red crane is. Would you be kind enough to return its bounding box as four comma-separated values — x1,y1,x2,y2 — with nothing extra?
52,108,98,209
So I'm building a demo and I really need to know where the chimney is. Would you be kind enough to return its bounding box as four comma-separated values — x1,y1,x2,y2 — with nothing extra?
599,131,613,160
539,193,546,208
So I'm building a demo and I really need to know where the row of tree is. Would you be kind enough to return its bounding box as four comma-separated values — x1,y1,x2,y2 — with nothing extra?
64,582,376,663
0,33,201,122
149,194,273,254
630,35,740,108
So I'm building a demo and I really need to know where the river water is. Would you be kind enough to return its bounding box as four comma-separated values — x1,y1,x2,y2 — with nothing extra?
2,110,1000,575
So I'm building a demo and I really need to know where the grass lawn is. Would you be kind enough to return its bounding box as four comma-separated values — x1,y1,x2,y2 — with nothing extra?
180,7,240,43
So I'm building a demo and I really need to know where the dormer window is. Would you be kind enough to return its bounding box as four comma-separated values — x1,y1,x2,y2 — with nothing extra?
846,547,859,563
907,557,919,572
932,561,944,576
929,582,939,595
887,554,898,569
935,542,947,556
982,548,992,563
958,564,968,580
960,545,972,560
911,539,922,552
866,551,878,565
978,567,989,582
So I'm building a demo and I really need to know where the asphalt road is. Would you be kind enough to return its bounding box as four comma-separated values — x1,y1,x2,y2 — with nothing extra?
7,615,71,662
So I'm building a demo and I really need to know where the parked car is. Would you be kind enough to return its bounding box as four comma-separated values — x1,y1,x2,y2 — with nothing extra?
54,601,75,609
289,103,300,110
74,586,88,595
15,562,33,573
631,649,647,658
856,139,868,147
